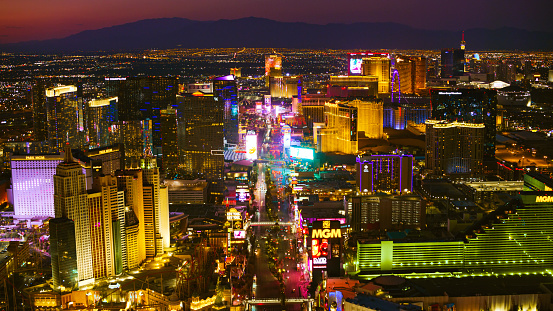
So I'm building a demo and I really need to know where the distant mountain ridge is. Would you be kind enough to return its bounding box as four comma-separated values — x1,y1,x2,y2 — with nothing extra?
2,17,553,53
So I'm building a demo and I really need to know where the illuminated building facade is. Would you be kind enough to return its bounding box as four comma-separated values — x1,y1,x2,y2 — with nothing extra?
88,175,126,279
394,56,427,94
50,217,78,291
431,89,497,161
356,155,413,193
265,54,282,86
310,220,342,278
141,157,163,258
45,85,84,152
356,192,553,276
328,76,378,98
116,168,145,266
440,48,465,78
87,97,118,148
269,75,302,98
351,195,424,232
85,145,123,176
105,77,178,154
425,120,484,177
87,192,111,279
319,98,383,154
213,75,239,146
125,209,140,270
160,107,178,178
362,54,391,93
110,120,149,169
11,154,63,218
53,148,94,287
176,93,224,185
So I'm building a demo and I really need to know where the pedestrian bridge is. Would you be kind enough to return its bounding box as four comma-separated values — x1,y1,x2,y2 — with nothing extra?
244,298,314,310
249,222,294,226
246,298,313,304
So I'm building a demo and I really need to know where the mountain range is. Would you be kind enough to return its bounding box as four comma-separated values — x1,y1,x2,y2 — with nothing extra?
2,17,553,53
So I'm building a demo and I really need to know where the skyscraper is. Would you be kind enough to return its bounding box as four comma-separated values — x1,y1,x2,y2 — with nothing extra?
160,107,179,177
105,77,178,155
265,54,282,86
30,80,49,142
176,92,224,194
356,155,413,193
318,98,383,154
115,169,146,265
213,75,239,146
440,48,465,78
394,56,427,95
430,89,497,161
141,157,163,258
425,120,485,177
45,85,84,152
87,175,126,279
50,217,78,292
110,120,150,169
53,146,94,287
362,53,391,93
88,97,118,149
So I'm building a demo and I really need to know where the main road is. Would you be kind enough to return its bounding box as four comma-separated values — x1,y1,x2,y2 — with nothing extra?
251,160,307,310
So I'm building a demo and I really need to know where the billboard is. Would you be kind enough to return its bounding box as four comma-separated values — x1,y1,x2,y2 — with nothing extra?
349,58,363,75
233,230,246,239
264,95,272,113
359,161,372,193
282,125,291,149
255,101,263,113
236,186,250,202
290,147,313,160
187,83,213,93
246,133,257,160
310,220,342,276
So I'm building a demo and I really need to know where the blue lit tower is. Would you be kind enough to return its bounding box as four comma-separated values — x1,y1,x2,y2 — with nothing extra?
105,77,177,156
214,75,239,146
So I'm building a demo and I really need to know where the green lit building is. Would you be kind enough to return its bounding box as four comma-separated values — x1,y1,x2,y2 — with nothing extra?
356,192,553,278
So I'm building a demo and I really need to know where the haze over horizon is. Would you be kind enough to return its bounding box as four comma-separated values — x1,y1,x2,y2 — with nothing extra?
1,0,552,44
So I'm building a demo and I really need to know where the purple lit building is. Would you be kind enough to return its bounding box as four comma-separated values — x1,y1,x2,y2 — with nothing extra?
356,155,413,193
10,154,63,219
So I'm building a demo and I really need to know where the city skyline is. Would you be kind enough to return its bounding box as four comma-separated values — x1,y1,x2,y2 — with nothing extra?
1,0,553,44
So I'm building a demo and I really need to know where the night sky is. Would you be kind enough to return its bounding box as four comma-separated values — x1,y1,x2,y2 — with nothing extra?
1,0,552,44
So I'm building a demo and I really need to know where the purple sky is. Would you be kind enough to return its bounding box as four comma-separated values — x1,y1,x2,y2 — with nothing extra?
1,0,551,44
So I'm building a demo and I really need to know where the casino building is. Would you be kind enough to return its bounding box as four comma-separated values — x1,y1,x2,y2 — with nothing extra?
356,191,553,278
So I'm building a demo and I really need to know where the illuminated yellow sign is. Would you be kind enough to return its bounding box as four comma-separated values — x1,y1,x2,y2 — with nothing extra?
536,196,553,203
312,229,341,239
25,156,46,160
99,148,113,154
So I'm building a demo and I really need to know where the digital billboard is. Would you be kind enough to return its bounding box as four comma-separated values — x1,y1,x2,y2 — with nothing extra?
282,125,291,149
236,186,250,202
246,133,257,160
290,147,314,160
349,58,363,75
310,220,342,277
233,230,246,239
